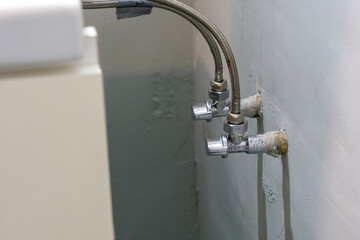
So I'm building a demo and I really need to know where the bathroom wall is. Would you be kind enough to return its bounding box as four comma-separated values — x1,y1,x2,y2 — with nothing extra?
83,2,197,239
194,0,360,239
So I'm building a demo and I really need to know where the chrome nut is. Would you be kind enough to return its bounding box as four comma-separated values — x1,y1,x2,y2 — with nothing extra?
209,88,229,101
223,120,248,135
210,79,228,92
191,101,213,121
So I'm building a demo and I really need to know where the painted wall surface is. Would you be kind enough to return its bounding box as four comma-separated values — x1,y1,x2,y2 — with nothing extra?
84,2,197,239
194,0,360,240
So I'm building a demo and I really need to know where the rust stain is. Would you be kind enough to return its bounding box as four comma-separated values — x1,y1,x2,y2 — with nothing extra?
275,131,288,155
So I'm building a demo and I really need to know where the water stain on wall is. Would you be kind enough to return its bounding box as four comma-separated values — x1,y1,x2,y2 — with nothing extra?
151,72,177,120
263,177,283,207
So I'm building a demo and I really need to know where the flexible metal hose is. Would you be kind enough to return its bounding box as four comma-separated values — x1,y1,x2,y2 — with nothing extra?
82,1,223,81
82,0,241,114
152,0,241,113
154,4,223,81
83,0,119,8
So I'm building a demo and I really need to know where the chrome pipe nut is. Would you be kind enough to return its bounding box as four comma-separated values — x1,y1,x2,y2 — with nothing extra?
209,88,229,101
210,79,228,92
223,120,248,135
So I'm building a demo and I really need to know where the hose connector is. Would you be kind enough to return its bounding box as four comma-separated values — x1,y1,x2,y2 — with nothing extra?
210,79,227,92
227,111,245,125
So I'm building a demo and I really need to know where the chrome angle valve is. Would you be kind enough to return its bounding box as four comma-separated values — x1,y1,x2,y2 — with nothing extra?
206,121,289,158
191,90,262,122
191,88,231,122
191,78,231,122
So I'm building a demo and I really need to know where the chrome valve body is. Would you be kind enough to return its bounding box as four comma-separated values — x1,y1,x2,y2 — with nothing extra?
191,91,262,122
206,131,289,158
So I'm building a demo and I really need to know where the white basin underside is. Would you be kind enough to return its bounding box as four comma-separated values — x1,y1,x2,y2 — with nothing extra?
0,0,83,71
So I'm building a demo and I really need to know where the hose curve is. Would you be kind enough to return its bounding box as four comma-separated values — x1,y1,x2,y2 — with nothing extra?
154,4,223,81
82,0,241,115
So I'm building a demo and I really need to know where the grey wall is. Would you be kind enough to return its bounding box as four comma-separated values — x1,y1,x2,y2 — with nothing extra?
84,2,197,239
194,0,360,240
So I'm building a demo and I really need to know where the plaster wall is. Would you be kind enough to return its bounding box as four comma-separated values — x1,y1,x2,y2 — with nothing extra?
84,2,197,239
194,0,360,239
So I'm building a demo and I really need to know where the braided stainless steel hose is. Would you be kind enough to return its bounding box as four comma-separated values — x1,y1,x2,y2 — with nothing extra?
82,0,243,124
83,0,118,8
83,0,223,82
155,4,223,82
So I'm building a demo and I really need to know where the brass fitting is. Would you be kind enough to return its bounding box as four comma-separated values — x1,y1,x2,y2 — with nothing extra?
227,111,245,125
210,79,228,92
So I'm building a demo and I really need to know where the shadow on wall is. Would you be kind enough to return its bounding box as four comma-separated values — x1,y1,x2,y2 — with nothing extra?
104,73,196,240
84,5,198,240
282,154,293,240
257,116,293,240
257,117,268,240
